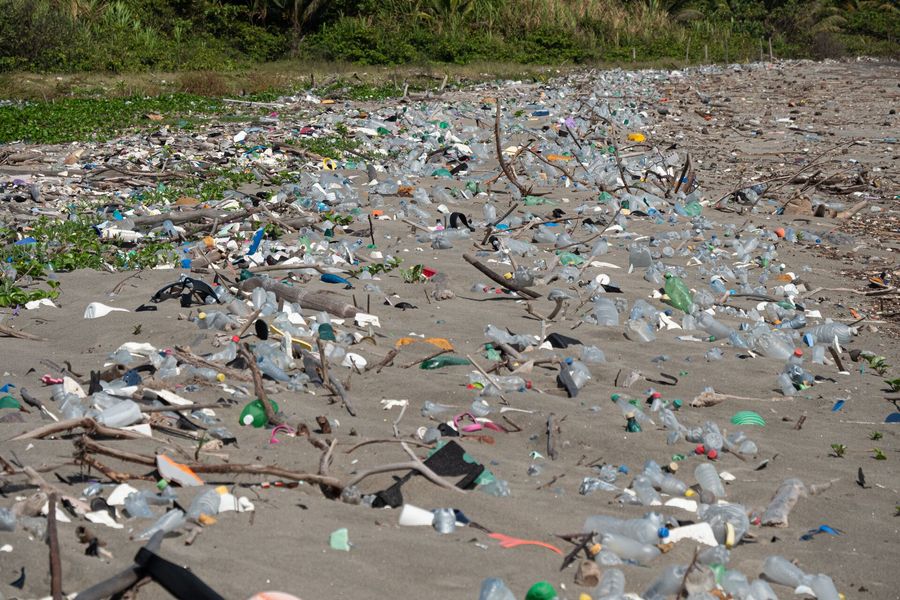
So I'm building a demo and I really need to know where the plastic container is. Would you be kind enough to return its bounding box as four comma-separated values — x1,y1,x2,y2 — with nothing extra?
0,507,16,531
761,479,806,526
583,513,666,545
664,274,694,313
643,564,687,600
593,568,625,599
432,508,456,534
762,555,809,588
699,503,750,544
805,323,854,345
694,463,726,499
600,532,660,564
591,298,619,326
187,487,221,522
624,319,656,342
239,398,280,428
135,508,185,541
124,492,155,519
697,313,734,340
479,578,515,600
96,400,143,428
632,476,662,506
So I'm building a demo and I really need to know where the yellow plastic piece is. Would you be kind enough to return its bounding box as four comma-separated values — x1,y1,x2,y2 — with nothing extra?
724,522,736,548
394,337,454,351
627,133,646,142
215,373,226,382
269,324,314,351
684,489,696,498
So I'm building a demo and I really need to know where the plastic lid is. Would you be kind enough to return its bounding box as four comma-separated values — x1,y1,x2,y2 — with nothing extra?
564,357,573,365
525,581,557,600
610,393,621,401
793,348,804,357
242,414,255,426
707,449,719,460
231,335,240,343
672,399,683,409
157,479,169,491
198,312,207,319
658,527,670,539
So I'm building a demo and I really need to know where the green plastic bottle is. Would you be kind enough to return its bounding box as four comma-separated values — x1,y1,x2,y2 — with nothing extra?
525,581,558,600
420,355,471,370
664,273,694,313
684,200,702,216
239,399,280,428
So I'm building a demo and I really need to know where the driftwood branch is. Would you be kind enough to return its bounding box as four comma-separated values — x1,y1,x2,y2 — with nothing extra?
463,254,541,299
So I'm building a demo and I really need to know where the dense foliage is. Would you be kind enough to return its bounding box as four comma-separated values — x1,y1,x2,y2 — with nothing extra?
0,0,896,72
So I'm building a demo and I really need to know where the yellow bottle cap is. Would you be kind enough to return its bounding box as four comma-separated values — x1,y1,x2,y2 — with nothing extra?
215,373,226,382
685,489,696,498
198,312,207,319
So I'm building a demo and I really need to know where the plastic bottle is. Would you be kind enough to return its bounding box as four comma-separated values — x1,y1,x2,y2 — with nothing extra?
664,273,694,313
761,479,806,526
590,298,620,326
762,555,809,588
468,372,530,392
748,579,779,600
593,568,625,599
753,331,795,360
721,570,751,599
420,355,471,369
583,513,666,545
135,508,185,541
632,476,662,506
600,532,660,564
0,507,16,531
207,342,238,363
239,398,280,428
479,577,516,600
643,564,687,600
699,503,750,544
697,313,734,340
124,492,155,519
805,323,854,345
558,358,591,397
96,400,143,428
624,319,656,343
186,487,221,522
432,508,456,534
694,463,726,499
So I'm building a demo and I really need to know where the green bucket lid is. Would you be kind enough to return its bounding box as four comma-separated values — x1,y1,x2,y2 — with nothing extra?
731,411,766,426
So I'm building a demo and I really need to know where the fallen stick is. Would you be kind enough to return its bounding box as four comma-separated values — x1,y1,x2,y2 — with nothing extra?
131,207,260,229
0,324,44,341
366,347,400,372
172,346,252,382
239,345,283,426
494,101,532,197
344,439,435,454
240,277,358,318
466,353,509,405
48,493,63,600
9,417,145,441
400,348,450,369
463,254,541,299
547,413,559,461
23,467,92,516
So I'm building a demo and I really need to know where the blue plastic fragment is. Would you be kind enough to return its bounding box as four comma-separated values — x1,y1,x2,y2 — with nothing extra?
320,273,352,287
247,227,265,255
831,399,845,412
885,413,900,424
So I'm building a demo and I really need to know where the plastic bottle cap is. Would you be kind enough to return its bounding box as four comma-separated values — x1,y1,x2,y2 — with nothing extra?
157,479,169,491
650,392,662,400
672,399,683,409
231,335,240,343
610,393,621,401
242,414,255,426
215,373,226,382
667,462,679,473
565,357,573,365
588,543,602,556
198,312,207,319
695,444,706,455
793,348,804,357
707,449,719,460
525,581,557,600
658,527,670,538
685,489,696,497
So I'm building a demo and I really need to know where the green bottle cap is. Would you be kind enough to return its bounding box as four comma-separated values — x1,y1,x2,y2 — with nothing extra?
610,393,621,401
525,581,557,600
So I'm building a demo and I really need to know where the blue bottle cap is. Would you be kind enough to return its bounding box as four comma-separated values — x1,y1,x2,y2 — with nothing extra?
565,357,573,365
618,465,629,474
802,333,815,347
658,527,670,538
180,258,191,268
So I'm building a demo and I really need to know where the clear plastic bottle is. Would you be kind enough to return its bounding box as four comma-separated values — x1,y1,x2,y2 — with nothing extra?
207,342,238,363
699,503,749,544
96,400,143,428
479,577,516,600
0,507,16,531
186,487,220,522
624,319,656,342
762,555,809,588
468,372,529,392
643,564,687,600
761,479,806,526
135,508,185,541
632,476,662,506
592,568,625,599
694,463,726,499
599,532,660,564
591,298,620,326
697,313,734,340
805,323,854,345
748,579,779,600
721,570,751,599
124,492,155,519
583,513,666,545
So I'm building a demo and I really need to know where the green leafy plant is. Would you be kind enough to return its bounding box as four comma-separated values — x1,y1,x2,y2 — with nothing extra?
0,279,59,308
830,443,846,458
400,263,425,284
885,378,900,392
865,355,889,375
352,257,401,277
321,212,355,227
873,448,887,461
871,431,883,441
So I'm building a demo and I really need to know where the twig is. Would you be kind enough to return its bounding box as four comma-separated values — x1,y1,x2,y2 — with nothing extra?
366,347,400,372
239,345,283,426
392,403,408,438
547,413,559,460
344,439,434,454
0,324,44,341
172,346,251,382
466,353,509,405
494,101,531,197
9,417,145,441
400,348,450,369
463,254,541,299
48,493,63,600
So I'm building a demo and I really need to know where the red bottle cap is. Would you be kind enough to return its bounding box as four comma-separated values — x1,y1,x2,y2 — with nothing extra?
695,444,706,455
231,335,241,343
793,348,803,357
707,449,719,460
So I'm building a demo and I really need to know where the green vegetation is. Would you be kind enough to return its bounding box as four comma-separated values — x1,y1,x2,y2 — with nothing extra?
886,378,900,392
0,218,176,307
873,448,887,460
830,443,847,458
400,263,426,283
0,0,896,75
0,94,221,143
